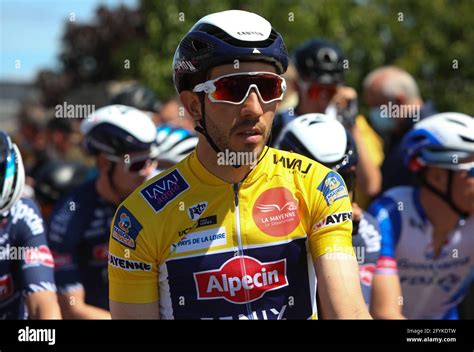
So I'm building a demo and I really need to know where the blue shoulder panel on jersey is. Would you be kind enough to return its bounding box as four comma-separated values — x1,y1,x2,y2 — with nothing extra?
368,196,402,258
111,206,143,250
316,171,348,206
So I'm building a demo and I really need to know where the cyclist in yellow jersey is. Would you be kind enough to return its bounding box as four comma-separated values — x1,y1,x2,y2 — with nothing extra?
108,10,371,320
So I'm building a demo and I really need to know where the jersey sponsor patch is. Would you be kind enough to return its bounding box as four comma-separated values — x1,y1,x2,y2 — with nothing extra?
108,253,152,271
317,171,349,206
172,227,227,254
140,169,190,213
187,201,208,220
0,274,14,300
194,256,288,304
24,245,54,268
112,206,142,250
359,263,376,287
252,187,300,237
313,211,352,231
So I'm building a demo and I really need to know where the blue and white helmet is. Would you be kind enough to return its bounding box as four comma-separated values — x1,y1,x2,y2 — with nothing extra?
402,112,474,172
173,10,289,92
0,131,25,214
156,125,198,166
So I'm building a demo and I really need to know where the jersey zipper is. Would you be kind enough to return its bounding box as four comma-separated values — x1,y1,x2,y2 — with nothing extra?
233,182,253,319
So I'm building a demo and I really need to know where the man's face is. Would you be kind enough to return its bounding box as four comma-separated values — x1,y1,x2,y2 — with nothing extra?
451,158,474,214
110,150,157,198
297,80,338,113
427,157,474,215
202,62,281,158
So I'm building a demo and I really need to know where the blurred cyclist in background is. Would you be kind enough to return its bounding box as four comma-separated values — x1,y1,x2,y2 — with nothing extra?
155,125,198,172
33,160,90,220
0,131,61,320
272,39,382,208
369,113,474,319
110,83,195,131
276,113,381,306
363,66,437,192
47,105,158,319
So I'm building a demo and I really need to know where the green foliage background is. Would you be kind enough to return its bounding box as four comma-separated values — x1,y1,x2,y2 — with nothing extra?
137,0,473,114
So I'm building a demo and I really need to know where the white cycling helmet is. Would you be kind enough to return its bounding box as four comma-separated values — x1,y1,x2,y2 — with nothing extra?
401,112,474,218
402,112,474,170
156,125,198,166
275,113,358,172
81,104,158,157
0,131,25,215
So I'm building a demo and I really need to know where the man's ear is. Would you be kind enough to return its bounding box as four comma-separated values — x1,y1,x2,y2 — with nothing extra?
180,91,202,122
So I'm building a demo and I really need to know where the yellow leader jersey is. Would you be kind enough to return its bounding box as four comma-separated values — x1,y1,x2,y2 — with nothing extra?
108,147,354,319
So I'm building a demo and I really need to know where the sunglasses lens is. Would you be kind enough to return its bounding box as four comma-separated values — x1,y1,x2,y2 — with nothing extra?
128,159,150,172
212,74,283,103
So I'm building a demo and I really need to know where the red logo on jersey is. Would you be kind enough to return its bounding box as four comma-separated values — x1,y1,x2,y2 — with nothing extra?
24,245,54,268
0,274,14,300
194,256,288,304
252,187,300,237
359,263,376,286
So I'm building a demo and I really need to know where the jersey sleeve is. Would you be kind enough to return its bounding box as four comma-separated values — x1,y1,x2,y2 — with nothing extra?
309,170,354,259
12,198,57,296
47,196,83,293
108,203,158,304
368,196,402,275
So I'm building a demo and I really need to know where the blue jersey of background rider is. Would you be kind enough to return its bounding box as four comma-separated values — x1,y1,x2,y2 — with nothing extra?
352,210,381,306
47,178,115,310
0,197,56,319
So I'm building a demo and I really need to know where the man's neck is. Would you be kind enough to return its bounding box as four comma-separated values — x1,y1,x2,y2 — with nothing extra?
195,141,258,184
419,186,460,241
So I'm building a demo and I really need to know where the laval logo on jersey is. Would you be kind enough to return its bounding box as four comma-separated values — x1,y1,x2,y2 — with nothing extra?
194,256,288,304
141,169,189,213
187,202,208,221
252,187,300,237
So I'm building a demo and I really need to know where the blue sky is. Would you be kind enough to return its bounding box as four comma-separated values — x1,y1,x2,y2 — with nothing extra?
0,0,138,82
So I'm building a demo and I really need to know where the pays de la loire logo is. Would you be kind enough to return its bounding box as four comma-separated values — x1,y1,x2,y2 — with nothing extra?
118,213,131,233
252,187,300,237
325,176,340,190
194,256,288,304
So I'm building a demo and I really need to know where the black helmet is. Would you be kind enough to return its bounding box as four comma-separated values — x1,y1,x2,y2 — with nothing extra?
34,160,90,204
173,10,289,93
110,84,162,113
294,39,345,85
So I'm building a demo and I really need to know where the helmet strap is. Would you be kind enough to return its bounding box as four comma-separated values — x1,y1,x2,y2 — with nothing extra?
194,94,242,169
106,161,122,203
419,170,468,219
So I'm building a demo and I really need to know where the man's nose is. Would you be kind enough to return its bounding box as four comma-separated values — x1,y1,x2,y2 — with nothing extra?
240,89,264,118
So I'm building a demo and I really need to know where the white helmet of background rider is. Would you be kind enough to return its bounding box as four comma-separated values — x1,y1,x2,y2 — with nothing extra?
0,131,25,215
80,104,158,158
274,113,358,172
